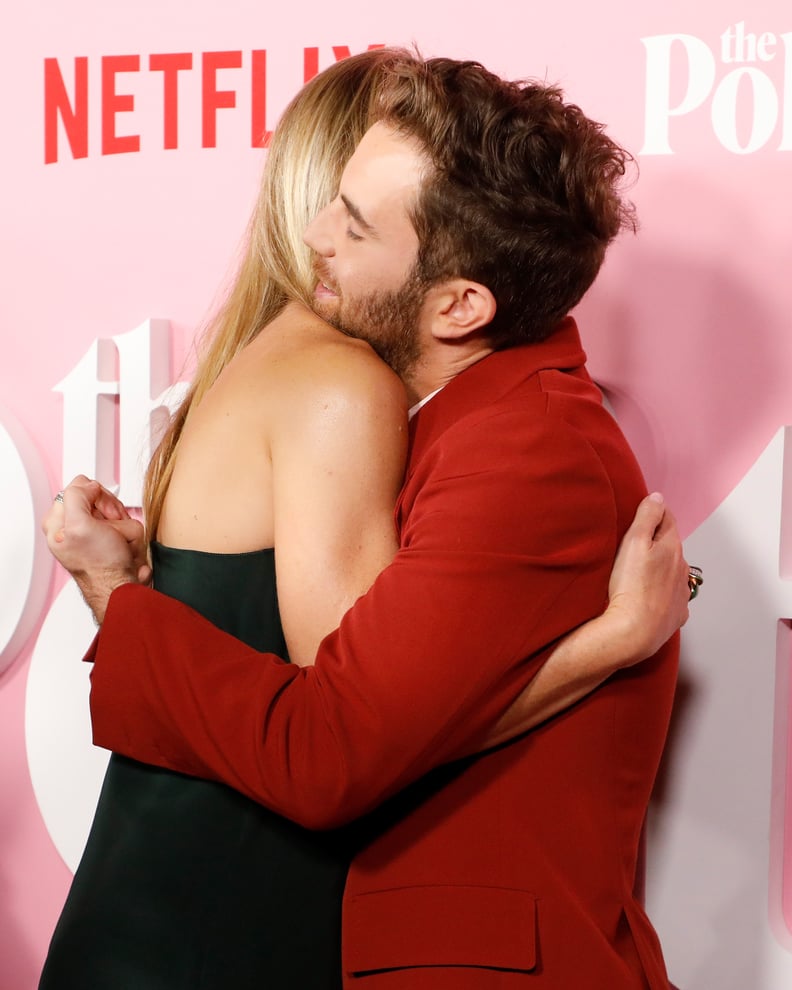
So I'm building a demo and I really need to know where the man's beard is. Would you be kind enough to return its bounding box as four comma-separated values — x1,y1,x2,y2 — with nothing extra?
313,264,428,380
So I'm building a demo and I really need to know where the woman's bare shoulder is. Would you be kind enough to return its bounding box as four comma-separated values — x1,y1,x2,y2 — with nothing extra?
261,302,408,417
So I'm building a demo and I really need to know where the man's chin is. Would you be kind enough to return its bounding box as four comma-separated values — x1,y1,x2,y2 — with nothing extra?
310,296,339,324
316,307,367,343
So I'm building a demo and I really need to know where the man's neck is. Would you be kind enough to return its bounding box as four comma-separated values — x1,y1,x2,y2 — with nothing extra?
402,343,494,407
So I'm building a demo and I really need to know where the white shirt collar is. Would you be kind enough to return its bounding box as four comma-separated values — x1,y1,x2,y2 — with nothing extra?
408,386,444,420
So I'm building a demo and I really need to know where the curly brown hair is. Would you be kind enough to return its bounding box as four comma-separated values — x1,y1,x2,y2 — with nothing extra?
377,57,637,348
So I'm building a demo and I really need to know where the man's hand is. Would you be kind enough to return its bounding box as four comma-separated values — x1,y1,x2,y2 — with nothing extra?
604,491,690,665
42,475,151,624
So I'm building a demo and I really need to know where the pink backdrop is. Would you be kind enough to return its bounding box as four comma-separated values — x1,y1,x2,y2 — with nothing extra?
2,2,790,987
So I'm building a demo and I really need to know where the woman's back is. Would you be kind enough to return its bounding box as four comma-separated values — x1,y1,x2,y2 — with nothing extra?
158,300,408,664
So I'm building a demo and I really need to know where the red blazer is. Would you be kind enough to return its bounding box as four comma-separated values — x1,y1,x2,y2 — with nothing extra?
88,318,678,988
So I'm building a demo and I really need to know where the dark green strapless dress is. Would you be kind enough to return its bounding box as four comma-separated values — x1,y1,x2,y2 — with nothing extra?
39,544,356,989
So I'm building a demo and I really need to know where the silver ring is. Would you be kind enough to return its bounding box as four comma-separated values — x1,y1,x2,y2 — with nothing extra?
688,566,703,601
54,491,65,503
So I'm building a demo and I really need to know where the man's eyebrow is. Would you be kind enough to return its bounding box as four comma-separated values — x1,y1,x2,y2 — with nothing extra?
340,194,378,237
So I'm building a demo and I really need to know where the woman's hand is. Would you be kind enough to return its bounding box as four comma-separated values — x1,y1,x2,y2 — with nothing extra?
604,492,691,666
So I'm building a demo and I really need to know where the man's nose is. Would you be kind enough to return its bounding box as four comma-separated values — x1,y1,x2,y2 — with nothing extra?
304,201,335,257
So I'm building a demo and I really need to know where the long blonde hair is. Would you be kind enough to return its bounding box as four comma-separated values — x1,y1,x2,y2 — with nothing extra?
143,47,414,539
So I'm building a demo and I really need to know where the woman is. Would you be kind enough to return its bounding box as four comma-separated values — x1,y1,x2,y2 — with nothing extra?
41,48,688,989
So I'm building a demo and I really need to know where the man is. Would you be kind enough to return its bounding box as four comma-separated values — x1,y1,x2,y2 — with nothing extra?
47,57,684,987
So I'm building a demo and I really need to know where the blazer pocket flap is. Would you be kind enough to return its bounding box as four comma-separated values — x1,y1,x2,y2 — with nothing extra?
345,884,537,974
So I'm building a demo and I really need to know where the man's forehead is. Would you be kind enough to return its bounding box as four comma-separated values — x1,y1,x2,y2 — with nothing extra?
354,120,422,157
341,122,427,208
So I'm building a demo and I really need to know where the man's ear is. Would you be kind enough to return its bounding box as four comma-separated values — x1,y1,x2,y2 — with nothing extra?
428,279,497,340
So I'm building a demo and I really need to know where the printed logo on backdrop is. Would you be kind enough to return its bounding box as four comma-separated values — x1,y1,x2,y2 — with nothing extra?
43,45,384,163
642,21,792,154
53,319,187,506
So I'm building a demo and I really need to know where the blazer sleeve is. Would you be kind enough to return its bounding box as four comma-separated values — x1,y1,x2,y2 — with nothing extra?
89,406,622,829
